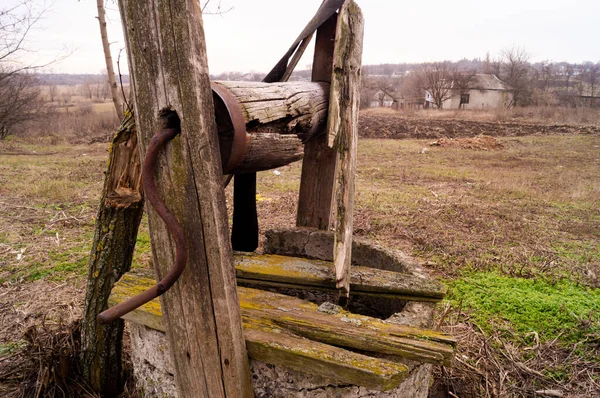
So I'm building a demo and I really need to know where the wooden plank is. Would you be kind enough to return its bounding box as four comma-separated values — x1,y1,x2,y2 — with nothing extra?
109,270,456,369
234,253,446,301
117,1,252,397
296,13,338,230
329,1,364,295
239,286,455,367
244,326,408,392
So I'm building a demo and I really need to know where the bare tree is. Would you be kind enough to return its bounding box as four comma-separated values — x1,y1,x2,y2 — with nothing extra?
0,0,47,139
452,69,477,109
452,69,477,93
538,61,554,92
48,84,58,103
96,0,123,118
0,73,44,139
360,75,402,108
565,64,574,94
413,62,454,109
80,80,93,99
584,63,599,97
497,46,532,106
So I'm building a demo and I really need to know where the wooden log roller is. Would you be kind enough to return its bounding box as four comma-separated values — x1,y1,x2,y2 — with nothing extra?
212,80,329,175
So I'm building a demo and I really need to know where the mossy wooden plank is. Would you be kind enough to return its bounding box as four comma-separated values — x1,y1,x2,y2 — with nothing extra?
110,270,455,372
234,253,446,301
244,321,408,391
238,285,455,367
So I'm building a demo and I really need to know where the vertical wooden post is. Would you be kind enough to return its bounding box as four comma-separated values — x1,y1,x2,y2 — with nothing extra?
329,1,364,294
296,13,338,230
117,1,253,397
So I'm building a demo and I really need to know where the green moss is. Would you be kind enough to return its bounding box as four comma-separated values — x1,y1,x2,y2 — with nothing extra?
447,272,600,344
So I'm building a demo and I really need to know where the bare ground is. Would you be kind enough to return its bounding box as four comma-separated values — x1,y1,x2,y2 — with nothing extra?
1,113,599,397
359,111,600,140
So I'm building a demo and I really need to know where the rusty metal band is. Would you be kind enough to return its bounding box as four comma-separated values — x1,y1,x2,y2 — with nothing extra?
211,82,249,174
97,127,187,324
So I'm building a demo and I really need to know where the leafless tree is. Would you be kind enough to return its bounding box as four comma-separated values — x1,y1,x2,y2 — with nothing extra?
0,0,48,139
81,80,93,99
565,64,574,94
538,61,554,92
497,46,533,106
96,0,123,118
452,69,477,94
413,62,454,109
48,84,58,102
201,0,233,14
584,64,599,97
61,90,71,105
0,72,44,139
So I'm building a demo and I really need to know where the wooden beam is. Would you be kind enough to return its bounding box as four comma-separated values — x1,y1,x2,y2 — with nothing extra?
296,13,338,230
244,326,408,391
234,253,447,302
329,0,364,295
109,270,456,370
117,1,252,397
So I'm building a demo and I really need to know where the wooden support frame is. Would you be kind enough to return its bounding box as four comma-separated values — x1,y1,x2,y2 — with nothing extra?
296,13,339,230
117,1,252,397
297,1,364,295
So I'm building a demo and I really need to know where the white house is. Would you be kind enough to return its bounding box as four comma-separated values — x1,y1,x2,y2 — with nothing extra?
443,74,513,109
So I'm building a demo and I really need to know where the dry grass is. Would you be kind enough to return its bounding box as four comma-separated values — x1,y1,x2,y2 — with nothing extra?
0,115,599,396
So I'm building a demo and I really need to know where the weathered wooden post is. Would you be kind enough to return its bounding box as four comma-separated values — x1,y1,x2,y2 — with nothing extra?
117,0,252,396
297,1,363,296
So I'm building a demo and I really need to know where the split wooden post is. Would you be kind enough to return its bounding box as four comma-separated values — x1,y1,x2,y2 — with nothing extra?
297,2,364,295
117,1,253,397
329,1,363,294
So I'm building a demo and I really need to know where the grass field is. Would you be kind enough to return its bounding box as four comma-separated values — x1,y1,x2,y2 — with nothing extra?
0,125,599,396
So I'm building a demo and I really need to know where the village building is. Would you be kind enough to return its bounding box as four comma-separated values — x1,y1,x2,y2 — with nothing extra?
443,74,513,109
369,90,397,108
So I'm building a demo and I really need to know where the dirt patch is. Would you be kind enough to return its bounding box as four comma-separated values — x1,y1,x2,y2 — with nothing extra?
428,135,503,150
359,112,600,140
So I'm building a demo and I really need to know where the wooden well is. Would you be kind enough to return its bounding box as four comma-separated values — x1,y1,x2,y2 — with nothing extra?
111,229,455,397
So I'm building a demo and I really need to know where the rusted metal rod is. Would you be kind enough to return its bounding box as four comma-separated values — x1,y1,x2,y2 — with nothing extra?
97,127,187,324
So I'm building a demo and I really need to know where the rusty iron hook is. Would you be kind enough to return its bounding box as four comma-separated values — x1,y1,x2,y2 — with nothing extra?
97,127,187,324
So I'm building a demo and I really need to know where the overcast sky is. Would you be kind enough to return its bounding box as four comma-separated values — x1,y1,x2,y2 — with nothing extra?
15,0,600,75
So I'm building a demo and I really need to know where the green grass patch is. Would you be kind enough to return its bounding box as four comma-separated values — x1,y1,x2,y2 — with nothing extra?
448,271,600,344
132,222,151,269
27,245,90,282
0,340,26,357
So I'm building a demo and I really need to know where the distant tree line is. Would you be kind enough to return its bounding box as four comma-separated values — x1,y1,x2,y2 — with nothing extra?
360,47,600,109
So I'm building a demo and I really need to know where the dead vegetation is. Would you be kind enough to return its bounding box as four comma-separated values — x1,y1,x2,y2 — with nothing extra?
431,316,600,398
0,281,85,398
0,110,599,397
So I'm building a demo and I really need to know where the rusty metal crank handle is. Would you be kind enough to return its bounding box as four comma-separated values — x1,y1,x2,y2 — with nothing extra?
97,127,187,324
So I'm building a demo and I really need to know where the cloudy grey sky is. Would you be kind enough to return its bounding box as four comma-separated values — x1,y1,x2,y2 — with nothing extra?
15,0,600,75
